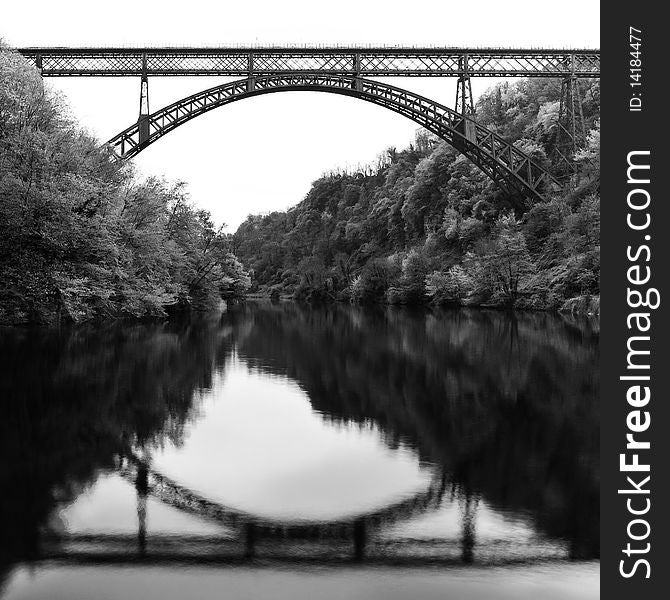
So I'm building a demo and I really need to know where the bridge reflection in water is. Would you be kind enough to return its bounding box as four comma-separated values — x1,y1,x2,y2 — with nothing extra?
0,303,599,578
40,457,561,567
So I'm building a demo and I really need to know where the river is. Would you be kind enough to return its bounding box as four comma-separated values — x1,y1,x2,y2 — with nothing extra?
0,301,599,599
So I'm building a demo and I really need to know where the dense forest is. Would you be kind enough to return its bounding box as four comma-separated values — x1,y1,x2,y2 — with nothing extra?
233,78,600,312
0,44,250,326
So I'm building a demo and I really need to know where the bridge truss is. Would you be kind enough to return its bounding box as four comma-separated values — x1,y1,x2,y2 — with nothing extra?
18,47,600,78
19,46,600,194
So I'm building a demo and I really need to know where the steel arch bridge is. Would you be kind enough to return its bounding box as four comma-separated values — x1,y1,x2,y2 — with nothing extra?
20,45,600,200
108,73,558,201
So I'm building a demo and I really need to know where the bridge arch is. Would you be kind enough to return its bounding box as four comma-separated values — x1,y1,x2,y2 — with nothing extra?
108,74,558,201
120,452,446,540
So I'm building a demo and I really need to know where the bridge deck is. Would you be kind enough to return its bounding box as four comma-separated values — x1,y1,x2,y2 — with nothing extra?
18,47,600,77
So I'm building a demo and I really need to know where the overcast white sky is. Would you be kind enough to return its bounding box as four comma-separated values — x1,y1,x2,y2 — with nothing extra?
2,1,599,231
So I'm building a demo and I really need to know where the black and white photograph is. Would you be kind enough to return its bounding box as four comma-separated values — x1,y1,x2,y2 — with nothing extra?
0,1,613,598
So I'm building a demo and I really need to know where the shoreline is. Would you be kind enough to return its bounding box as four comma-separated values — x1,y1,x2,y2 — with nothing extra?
0,294,600,328
244,292,601,317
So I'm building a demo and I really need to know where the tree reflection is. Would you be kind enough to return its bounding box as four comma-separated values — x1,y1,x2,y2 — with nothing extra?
228,303,599,558
0,316,232,571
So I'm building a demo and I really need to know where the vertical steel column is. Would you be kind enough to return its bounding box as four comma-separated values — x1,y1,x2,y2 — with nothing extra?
247,52,256,91
455,53,475,116
455,54,477,144
138,53,150,145
553,53,588,174
353,53,363,91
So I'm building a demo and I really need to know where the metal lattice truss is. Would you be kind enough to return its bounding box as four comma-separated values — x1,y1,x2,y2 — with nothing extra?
19,47,600,78
108,74,559,201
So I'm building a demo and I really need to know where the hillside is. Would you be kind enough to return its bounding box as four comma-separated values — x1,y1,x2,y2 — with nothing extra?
233,78,600,311
0,45,251,325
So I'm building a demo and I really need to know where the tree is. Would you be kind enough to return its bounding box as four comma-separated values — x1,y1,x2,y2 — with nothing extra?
228,75,599,311
0,45,250,324
426,266,472,304
465,215,536,305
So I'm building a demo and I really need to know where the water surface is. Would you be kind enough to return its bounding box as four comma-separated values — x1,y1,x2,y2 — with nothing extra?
0,302,599,598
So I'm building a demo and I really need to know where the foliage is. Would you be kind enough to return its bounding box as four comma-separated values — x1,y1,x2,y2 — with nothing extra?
233,77,600,311
426,265,472,304
0,45,250,325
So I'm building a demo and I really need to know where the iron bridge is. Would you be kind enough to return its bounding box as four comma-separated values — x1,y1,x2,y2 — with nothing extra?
19,46,600,201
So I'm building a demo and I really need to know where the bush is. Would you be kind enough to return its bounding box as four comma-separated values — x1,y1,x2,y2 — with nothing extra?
350,259,397,303
560,295,600,315
426,265,472,305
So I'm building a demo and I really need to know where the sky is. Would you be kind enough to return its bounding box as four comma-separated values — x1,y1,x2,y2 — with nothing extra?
1,0,600,231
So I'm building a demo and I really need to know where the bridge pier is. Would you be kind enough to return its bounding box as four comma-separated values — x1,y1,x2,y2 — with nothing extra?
455,54,475,116
138,53,150,146
455,54,477,145
247,53,256,92
351,54,363,92
552,53,587,175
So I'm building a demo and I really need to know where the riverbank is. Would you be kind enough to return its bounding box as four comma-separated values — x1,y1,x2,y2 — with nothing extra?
0,45,252,330
246,291,601,316
0,291,599,327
